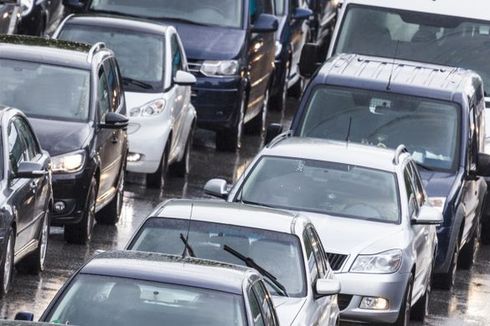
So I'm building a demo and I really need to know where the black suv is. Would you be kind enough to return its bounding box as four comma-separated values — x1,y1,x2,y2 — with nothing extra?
0,36,128,244
0,107,52,297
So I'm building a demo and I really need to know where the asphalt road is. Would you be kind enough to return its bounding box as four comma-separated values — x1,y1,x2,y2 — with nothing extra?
1,100,489,325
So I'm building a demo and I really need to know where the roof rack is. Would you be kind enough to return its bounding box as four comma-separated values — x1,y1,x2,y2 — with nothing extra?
87,42,106,63
393,144,408,165
267,129,293,148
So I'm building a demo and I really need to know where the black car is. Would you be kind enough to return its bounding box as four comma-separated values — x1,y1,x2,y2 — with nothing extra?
63,0,278,152
0,0,20,34
0,107,52,297
18,0,63,36
0,36,128,244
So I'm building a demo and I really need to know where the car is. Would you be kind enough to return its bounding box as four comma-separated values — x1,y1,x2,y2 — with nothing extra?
270,0,312,112
0,0,20,34
53,15,197,189
205,137,443,324
18,0,63,36
0,107,52,297
305,0,338,56
310,0,490,243
16,250,282,326
0,35,129,244
127,199,341,326
280,54,490,290
62,0,278,151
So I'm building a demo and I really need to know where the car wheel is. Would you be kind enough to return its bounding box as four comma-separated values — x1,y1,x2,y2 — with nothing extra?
216,92,246,152
0,228,14,297
458,222,479,270
270,60,290,113
146,145,169,188
17,211,49,274
170,127,193,177
246,88,269,135
393,275,413,326
64,177,97,244
288,75,304,98
411,267,431,321
96,167,124,225
433,242,459,290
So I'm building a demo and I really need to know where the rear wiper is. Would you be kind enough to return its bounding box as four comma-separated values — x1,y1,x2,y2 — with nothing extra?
180,233,195,258
223,245,288,297
122,77,153,90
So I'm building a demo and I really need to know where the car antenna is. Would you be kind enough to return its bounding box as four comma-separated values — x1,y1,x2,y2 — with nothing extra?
386,40,400,91
345,116,352,147
180,203,195,258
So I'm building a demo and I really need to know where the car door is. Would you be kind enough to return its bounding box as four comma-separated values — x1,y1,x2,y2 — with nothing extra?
288,0,308,81
7,118,36,252
169,33,187,154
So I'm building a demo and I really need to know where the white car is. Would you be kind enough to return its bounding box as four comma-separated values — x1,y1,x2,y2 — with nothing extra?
54,15,196,188
205,137,442,325
126,199,341,326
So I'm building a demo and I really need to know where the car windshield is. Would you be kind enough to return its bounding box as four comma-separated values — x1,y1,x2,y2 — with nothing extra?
46,274,246,326
89,0,244,28
297,86,461,171
58,25,164,92
239,156,400,223
0,59,90,122
130,218,306,297
334,5,490,97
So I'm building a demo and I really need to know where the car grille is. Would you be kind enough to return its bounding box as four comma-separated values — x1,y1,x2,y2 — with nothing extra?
337,294,353,311
326,252,348,271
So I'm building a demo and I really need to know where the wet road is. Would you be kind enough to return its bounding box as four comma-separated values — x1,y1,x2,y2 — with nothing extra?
1,101,490,325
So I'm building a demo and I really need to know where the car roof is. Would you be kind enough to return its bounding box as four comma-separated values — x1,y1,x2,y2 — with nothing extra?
316,54,479,103
81,250,256,295
153,199,303,234
342,0,490,22
63,14,169,36
264,137,407,173
0,35,98,70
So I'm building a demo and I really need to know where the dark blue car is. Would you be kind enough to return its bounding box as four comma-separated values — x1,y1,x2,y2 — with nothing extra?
63,0,278,151
272,53,490,290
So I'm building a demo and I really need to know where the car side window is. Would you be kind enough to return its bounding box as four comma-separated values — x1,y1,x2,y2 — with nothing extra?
250,0,274,24
97,67,111,118
105,59,122,112
308,226,329,277
248,287,265,326
404,166,418,216
171,34,184,79
303,229,319,281
253,281,278,325
409,161,426,208
8,121,27,174
14,117,40,161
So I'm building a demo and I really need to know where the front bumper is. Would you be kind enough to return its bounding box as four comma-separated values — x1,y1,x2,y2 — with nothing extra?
337,271,411,324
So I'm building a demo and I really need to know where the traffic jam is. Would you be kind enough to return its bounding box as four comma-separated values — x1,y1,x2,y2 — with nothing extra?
0,0,489,325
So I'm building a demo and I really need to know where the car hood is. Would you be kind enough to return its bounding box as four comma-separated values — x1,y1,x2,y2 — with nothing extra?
125,91,162,112
272,296,306,325
419,170,458,198
300,211,406,256
168,22,246,60
28,117,92,156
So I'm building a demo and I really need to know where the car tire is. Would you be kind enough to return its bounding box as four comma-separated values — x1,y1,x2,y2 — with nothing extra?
393,275,413,326
146,145,169,188
170,127,193,177
433,242,459,290
64,177,97,244
458,223,479,269
17,212,49,274
288,75,304,98
0,228,14,297
270,60,289,113
96,168,124,225
411,269,431,321
216,93,245,152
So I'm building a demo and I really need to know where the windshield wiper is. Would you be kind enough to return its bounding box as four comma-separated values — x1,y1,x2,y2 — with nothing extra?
152,16,210,27
88,8,142,19
416,162,436,172
122,77,153,90
223,245,288,297
180,233,195,258
240,199,274,208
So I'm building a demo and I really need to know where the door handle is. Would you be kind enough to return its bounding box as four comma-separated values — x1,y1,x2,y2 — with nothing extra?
29,180,39,193
111,132,118,144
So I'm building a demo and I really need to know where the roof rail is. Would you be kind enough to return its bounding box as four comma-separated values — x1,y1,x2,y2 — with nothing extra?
87,42,106,63
393,144,408,165
267,130,293,148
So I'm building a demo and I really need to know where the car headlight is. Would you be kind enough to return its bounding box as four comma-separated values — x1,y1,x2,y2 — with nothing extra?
275,41,283,58
130,99,166,117
428,197,446,213
201,60,239,77
20,0,34,17
52,151,85,173
350,249,402,274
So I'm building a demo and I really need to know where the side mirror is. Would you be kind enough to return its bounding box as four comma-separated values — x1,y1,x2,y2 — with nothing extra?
477,152,490,176
174,70,196,86
412,205,443,225
316,278,340,297
265,123,283,145
292,8,313,20
204,178,229,199
100,112,129,129
251,14,278,33
14,161,47,179
299,43,322,78
15,312,34,321
63,0,86,11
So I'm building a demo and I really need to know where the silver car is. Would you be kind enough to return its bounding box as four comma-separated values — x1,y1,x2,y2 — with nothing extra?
205,137,442,325
126,199,341,326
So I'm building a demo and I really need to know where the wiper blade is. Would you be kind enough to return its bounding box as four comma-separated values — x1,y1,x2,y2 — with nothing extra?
416,162,435,172
240,199,274,209
153,16,209,26
223,245,288,297
180,233,195,258
122,77,153,90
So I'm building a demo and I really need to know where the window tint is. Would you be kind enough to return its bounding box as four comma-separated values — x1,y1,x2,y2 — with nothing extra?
404,166,417,216
303,230,319,281
171,35,184,79
105,59,122,112
8,122,27,173
253,281,277,325
307,227,328,278
248,288,265,326
97,68,111,117
409,161,426,208
14,118,39,160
